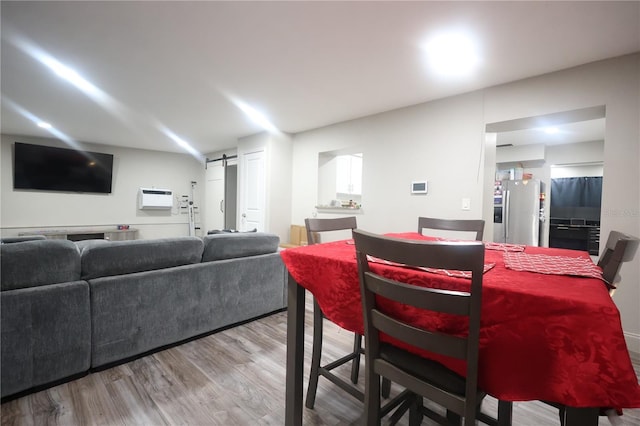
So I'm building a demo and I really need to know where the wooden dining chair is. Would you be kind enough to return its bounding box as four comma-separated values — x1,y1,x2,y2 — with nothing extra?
597,230,640,296
418,217,485,241
303,216,366,408
353,229,508,426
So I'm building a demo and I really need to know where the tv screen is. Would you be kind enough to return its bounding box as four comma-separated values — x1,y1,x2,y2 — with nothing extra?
13,142,114,194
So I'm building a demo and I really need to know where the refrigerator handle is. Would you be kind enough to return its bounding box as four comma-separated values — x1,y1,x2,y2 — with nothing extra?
504,190,510,241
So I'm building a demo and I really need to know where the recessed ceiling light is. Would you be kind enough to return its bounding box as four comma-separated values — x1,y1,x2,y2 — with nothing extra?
543,127,559,134
424,30,480,77
37,121,52,129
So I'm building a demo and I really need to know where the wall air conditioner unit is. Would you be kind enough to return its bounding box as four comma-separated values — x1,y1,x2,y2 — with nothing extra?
138,188,173,210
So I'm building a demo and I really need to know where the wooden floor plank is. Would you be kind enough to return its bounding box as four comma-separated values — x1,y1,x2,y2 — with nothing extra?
1,299,638,425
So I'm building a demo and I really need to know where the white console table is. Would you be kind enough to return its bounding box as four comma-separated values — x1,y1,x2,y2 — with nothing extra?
20,228,138,241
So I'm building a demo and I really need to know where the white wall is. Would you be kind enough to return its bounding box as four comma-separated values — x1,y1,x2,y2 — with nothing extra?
550,164,603,179
547,140,604,169
292,90,486,234
266,132,293,240
290,53,640,353
1,134,206,239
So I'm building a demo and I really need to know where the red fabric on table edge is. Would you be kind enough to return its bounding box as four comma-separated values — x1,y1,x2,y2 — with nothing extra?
280,234,640,408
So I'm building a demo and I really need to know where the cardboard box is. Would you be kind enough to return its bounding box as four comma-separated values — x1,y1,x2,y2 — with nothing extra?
280,224,308,248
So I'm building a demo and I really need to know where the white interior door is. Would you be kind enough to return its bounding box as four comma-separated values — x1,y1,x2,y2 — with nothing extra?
205,161,225,232
238,149,265,232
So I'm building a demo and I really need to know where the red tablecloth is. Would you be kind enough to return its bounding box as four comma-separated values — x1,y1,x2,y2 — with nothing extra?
280,232,640,408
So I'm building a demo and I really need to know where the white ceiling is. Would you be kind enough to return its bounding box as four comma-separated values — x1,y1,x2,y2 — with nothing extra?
1,1,638,156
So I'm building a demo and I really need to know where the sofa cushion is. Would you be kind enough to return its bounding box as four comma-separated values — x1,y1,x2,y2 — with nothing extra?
81,237,204,279
1,239,81,291
202,232,280,262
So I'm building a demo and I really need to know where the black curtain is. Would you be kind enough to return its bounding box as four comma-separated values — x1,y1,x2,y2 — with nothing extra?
550,177,602,221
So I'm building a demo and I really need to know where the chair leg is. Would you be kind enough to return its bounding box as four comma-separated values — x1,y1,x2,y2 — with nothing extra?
558,406,566,426
364,371,382,426
477,399,512,426
388,394,413,425
497,400,513,426
446,409,462,425
562,406,599,426
409,396,423,426
381,377,391,398
305,299,324,409
350,333,362,384
361,333,390,397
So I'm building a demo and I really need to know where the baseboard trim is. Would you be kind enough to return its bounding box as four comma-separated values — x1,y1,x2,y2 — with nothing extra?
624,331,640,361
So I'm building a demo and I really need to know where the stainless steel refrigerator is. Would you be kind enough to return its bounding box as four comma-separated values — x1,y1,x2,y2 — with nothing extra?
493,179,543,246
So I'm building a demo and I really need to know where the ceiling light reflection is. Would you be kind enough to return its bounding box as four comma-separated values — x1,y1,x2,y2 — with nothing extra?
9,34,124,117
158,125,204,162
233,100,279,134
3,97,82,150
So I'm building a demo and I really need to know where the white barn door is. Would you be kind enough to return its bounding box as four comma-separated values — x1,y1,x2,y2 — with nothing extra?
205,161,225,232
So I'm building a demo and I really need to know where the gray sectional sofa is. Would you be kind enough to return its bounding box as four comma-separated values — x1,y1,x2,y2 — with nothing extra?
0,233,287,399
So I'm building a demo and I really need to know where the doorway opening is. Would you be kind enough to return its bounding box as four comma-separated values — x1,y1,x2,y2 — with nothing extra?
205,155,238,233
484,105,606,249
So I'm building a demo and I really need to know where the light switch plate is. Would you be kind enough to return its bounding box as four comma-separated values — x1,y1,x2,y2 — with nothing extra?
462,198,471,210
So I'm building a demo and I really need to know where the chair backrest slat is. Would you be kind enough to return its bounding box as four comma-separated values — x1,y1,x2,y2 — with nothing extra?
305,216,357,245
417,217,485,241
366,273,471,316
371,310,468,359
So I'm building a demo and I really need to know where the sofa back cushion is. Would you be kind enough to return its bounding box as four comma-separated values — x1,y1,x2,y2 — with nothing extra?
202,232,280,262
81,237,204,279
1,239,81,291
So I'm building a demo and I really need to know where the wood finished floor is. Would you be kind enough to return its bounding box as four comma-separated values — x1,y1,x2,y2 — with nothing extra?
2,296,639,426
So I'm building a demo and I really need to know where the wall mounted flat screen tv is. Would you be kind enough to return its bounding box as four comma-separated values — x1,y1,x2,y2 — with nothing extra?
13,142,114,194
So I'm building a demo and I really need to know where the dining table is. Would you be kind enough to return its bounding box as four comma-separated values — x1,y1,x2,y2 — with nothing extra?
281,232,640,426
